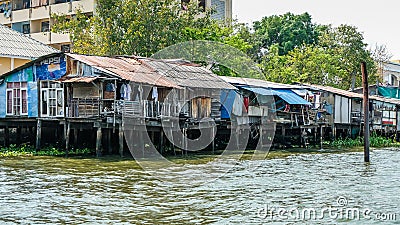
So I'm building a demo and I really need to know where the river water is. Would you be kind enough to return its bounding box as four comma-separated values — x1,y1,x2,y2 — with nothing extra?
0,149,399,224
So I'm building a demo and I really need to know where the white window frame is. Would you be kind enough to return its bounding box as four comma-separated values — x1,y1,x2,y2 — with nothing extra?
40,81,64,117
6,82,28,116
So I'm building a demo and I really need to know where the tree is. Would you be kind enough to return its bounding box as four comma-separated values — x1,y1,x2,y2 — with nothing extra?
370,43,393,80
253,12,318,57
259,23,378,89
317,24,377,89
52,0,253,58
261,44,347,88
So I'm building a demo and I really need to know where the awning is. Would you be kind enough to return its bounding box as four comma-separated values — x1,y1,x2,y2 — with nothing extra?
271,89,311,105
240,86,273,96
61,76,102,83
240,86,311,105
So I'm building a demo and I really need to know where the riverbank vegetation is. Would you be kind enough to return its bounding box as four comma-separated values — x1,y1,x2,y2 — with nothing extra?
0,144,93,157
1,133,398,158
328,133,400,149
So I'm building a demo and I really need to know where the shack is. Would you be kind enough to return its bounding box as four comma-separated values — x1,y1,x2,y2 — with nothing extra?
220,77,324,148
305,84,400,139
0,52,65,147
0,52,237,157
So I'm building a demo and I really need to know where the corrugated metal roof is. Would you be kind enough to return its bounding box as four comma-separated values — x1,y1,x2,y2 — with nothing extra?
62,76,101,83
142,59,236,90
66,54,180,88
241,86,311,105
219,76,301,89
272,89,312,105
0,24,59,58
306,84,362,98
306,84,400,105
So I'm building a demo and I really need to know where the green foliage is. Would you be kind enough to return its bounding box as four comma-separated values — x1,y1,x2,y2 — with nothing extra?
329,133,397,149
254,12,318,56
0,144,93,157
52,0,253,58
53,6,380,88
257,15,377,89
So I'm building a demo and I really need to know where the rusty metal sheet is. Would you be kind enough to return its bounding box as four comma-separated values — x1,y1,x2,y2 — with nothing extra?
62,76,100,83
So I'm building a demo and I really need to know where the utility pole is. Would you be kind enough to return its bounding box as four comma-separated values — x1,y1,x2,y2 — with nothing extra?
361,62,370,163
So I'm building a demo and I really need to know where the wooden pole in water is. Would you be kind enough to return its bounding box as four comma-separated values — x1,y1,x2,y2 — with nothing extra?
361,62,370,163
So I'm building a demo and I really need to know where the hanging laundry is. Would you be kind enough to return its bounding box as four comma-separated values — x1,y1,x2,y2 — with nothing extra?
120,83,131,100
125,84,132,100
120,84,126,99
152,87,158,101
105,83,115,92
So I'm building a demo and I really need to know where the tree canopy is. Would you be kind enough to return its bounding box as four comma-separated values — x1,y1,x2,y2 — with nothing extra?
52,0,251,56
52,5,381,90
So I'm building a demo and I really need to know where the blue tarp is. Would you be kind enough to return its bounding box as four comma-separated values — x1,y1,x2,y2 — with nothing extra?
271,89,311,106
241,86,311,106
220,90,237,119
241,86,273,96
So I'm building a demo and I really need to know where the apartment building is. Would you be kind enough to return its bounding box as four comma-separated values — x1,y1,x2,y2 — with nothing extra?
0,0,95,52
0,24,58,75
0,0,231,52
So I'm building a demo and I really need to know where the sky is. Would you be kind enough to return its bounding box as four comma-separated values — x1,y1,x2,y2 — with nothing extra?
232,0,400,59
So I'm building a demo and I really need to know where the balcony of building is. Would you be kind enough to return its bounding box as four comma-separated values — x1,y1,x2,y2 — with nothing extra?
31,3,50,20
11,8,29,23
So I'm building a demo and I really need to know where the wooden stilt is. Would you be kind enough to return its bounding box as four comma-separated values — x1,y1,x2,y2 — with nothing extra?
181,129,185,156
211,127,215,154
119,126,124,157
4,127,9,147
314,127,317,147
236,126,240,151
151,131,155,149
160,130,164,154
96,127,102,157
74,128,78,147
139,131,144,158
107,129,112,154
320,125,324,149
16,127,21,144
260,125,264,150
65,122,71,155
333,125,337,139
36,120,42,150
171,129,176,156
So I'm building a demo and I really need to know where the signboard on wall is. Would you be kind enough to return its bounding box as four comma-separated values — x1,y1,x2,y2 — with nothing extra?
36,55,66,80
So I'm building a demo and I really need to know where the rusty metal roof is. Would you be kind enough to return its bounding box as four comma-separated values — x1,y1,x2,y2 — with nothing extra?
66,54,180,88
219,76,301,89
62,76,101,83
306,84,400,105
0,24,58,58
306,84,363,98
141,59,236,90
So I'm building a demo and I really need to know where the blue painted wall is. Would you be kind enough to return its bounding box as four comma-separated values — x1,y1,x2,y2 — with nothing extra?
0,54,66,118
0,81,6,118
